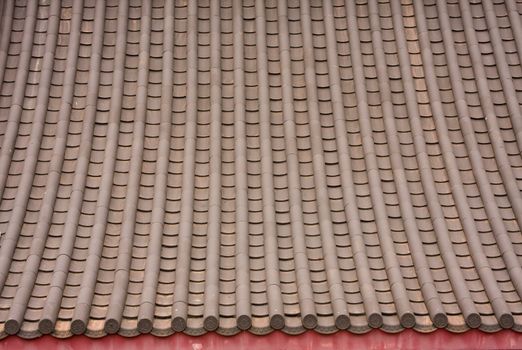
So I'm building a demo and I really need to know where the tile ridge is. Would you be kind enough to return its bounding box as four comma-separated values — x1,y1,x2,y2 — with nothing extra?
0,0,51,324
505,0,522,116
0,0,37,233
346,0,415,328
457,0,522,231
433,0,522,306
0,0,14,89
481,0,522,150
137,0,175,334
232,0,252,331
3,0,62,334
322,0,382,329
366,0,447,328
171,0,198,332
276,0,317,329
254,0,285,331
71,0,130,333
14,0,82,334
201,0,223,332
41,0,106,334
413,0,515,329
390,0,481,328
299,0,349,330
104,0,152,334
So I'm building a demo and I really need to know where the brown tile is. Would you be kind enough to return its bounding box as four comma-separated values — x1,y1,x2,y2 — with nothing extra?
0,0,522,338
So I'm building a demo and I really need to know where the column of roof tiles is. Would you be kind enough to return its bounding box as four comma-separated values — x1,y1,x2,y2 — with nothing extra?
243,0,271,334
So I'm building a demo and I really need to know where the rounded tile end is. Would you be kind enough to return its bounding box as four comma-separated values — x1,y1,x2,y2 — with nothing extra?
466,312,481,329
203,316,219,331
269,314,285,330
71,319,86,335
302,314,318,329
138,318,153,333
104,318,120,334
5,319,20,335
172,316,187,332
499,313,514,329
335,314,350,330
38,318,54,334
433,312,448,328
368,312,383,328
237,315,252,330
400,312,416,328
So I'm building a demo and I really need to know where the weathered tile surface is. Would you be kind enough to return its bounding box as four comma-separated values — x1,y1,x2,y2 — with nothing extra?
0,0,522,338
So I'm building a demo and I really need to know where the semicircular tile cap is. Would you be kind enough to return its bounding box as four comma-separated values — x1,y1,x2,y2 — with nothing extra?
104,318,120,334
236,315,252,331
171,316,187,332
368,312,383,329
4,319,20,335
465,313,482,329
433,312,449,328
499,313,514,329
70,319,87,335
38,318,54,334
302,314,318,330
203,315,219,332
269,314,285,330
400,312,416,329
335,314,350,330
138,318,153,334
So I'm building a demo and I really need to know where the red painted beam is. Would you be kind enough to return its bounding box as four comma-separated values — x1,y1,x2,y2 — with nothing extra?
1,330,521,350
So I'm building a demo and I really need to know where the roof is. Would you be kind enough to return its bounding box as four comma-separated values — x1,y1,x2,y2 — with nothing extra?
0,0,522,340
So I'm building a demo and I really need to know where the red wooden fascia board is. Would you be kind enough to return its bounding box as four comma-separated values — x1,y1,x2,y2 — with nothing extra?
1,330,521,350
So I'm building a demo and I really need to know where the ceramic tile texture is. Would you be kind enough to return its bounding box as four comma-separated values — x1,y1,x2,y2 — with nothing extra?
0,0,522,339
